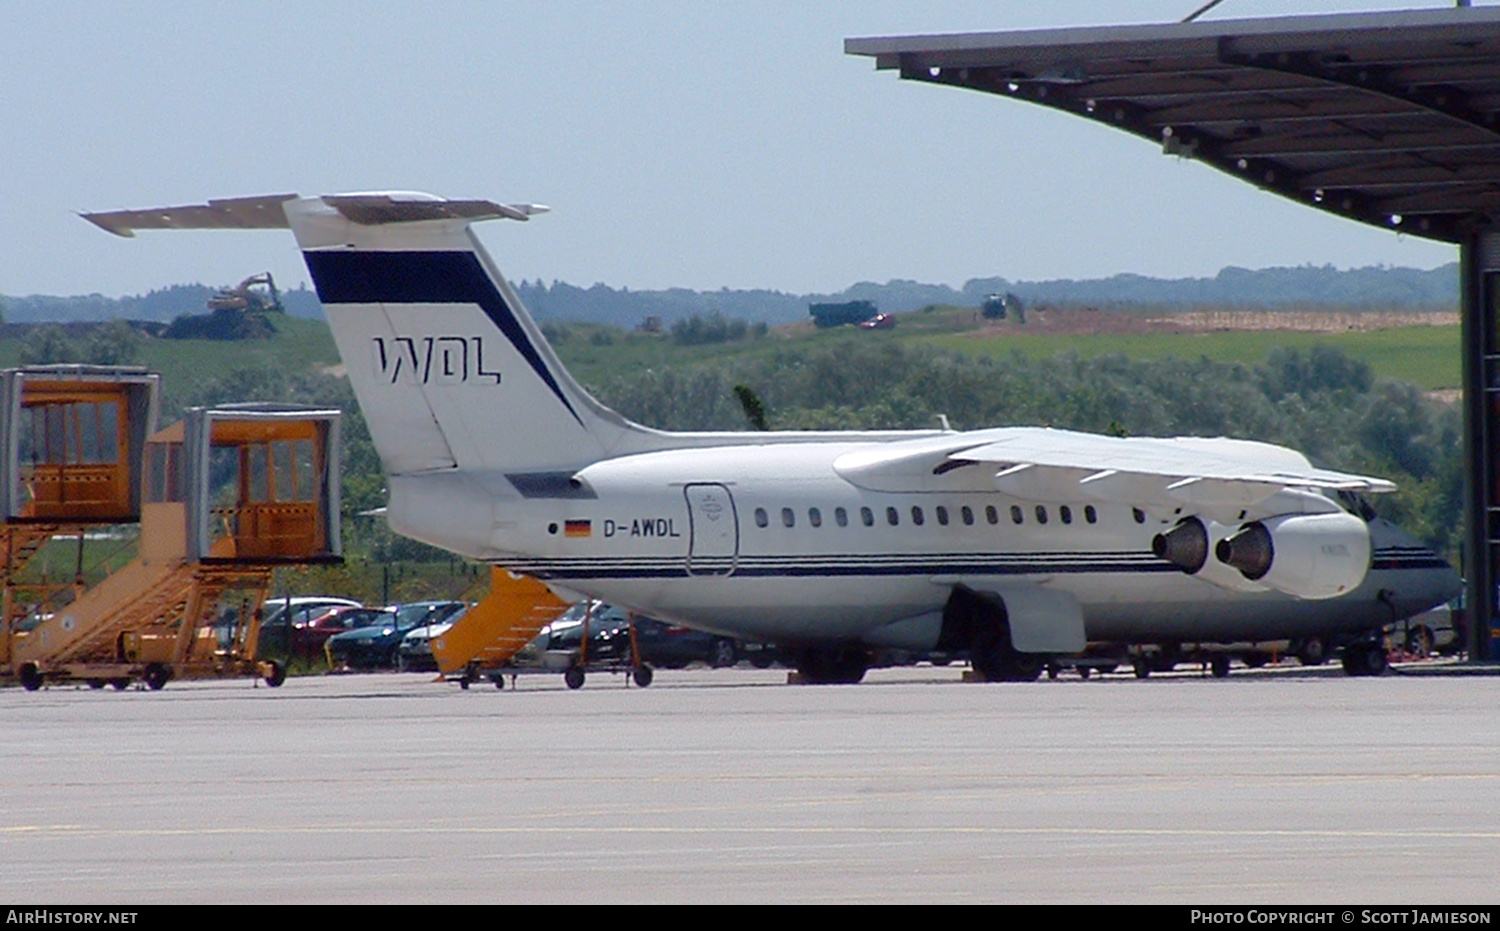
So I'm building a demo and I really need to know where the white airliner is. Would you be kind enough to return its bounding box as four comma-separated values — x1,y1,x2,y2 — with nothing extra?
84,192,1461,681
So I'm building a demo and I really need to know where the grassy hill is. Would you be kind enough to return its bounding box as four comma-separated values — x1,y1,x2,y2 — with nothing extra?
547,310,1462,393
924,325,1459,391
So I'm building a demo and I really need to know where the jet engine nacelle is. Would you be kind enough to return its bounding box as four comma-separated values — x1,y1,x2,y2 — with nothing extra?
1214,512,1371,600
1152,516,1267,594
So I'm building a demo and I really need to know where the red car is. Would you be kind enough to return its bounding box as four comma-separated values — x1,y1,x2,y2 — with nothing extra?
289,606,391,658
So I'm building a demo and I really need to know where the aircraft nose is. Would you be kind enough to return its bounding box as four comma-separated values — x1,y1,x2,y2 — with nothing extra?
1394,550,1462,614
1369,519,1461,612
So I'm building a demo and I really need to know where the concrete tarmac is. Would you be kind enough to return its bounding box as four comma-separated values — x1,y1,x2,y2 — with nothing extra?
2,663,1499,904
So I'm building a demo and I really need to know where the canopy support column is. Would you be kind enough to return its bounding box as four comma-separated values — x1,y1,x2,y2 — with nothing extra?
1462,232,1500,660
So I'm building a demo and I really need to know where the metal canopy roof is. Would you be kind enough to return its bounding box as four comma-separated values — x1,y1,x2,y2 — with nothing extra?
847,6,1500,244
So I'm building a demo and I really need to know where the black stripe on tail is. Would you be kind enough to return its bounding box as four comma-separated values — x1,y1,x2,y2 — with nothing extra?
303,250,581,424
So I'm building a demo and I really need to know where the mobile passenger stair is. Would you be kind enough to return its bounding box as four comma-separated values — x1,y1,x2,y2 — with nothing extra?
2,376,342,691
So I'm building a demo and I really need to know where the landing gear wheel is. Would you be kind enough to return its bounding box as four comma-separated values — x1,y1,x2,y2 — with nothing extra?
1012,653,1045,682
974,651,1044,682
87,679,106,690
796,647,869,685
633,664,654,687
1406,626,1434,658
19,662,43,692
110,678,130,691
970,626,1044,682
709,639,738,669
1078,665,1093,679
1296,637,1327,667
263,660,287,688
494,677,506,690
1046,663,1061,680
1341,643,1388,677
563,665,586,690
1209,654,1231,678
1132,657,1151,679
143,663,171,691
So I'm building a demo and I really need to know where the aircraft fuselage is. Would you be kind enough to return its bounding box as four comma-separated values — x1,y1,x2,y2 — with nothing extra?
386,439,1454,652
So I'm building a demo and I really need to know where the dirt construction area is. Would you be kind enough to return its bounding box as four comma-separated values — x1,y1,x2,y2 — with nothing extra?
968,306,1458,337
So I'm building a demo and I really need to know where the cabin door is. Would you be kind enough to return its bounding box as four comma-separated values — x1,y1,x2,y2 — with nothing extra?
684,483,738,577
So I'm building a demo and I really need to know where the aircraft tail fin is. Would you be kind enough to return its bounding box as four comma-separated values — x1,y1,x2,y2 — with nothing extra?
84,193,657,479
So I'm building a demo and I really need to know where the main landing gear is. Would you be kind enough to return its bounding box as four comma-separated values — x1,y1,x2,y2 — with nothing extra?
945,587,1045,683
795,646,869,685
1341,641,1388,677
971,636,1045,682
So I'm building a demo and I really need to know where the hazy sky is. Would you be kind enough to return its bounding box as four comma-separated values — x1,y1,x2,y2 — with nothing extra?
0,1,1470,299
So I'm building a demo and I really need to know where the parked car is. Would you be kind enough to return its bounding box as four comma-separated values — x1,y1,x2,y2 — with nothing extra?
221,595,362,654
328,600,466,669
292,606,391,659
631,618,739,668
523,601,740,669
1386,602,1462,657
532,602,633,663
397,604,472,672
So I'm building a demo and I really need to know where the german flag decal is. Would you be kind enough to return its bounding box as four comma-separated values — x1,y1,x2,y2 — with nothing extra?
564,519,592,538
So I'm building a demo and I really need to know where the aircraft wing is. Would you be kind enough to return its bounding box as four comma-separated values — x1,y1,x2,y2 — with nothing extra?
833,426,1393,511
953,427,1395,509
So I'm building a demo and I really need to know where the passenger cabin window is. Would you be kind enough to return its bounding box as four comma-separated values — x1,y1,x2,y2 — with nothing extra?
936,506,949,526
835,507,848,527
1060,505,1073,525
809,507,822,528
986,505,999,525
1011,505,1023,525
1035,505,1048,525
911,506,924,526
886,506,899,526
961,506,974,526
1133,507,1146,524
781,507,795,528
755,507,768,528
861,507,875,527
1085,505,1097,524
